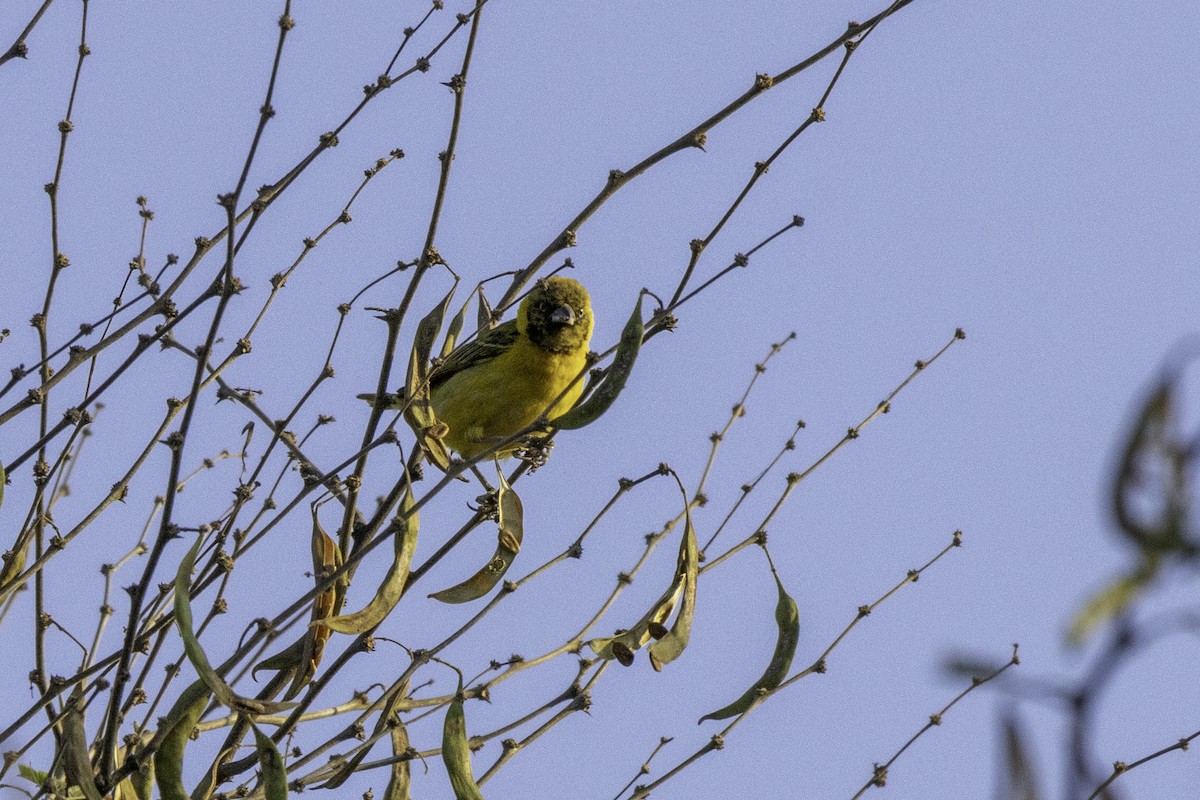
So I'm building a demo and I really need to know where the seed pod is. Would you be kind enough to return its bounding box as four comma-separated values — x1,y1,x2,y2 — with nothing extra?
554,291,645,430
175,536,290,714
61,697,104,800
430,472,523,604
251,723,289,800
154,679,211,800
648,511,699,672
287,507,344,697
319,489,419,631
699,568,800,722
588,517,694,666
441,680,485,800
1111,378,1191,555
383,715,412,800
404,288,456,471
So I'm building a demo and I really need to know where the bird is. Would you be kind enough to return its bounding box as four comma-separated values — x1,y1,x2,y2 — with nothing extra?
426,276,594,459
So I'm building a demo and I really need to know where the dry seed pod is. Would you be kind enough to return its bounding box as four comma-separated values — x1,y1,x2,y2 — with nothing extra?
288,508,344,697
404,288,457,471
648,512,699,672
699,568,799,723
442,681,485,800
383,716,413,800
430,471,523,604
554,290,645,430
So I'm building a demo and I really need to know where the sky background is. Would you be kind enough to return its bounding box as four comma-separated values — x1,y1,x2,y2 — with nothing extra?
2,1,1199,798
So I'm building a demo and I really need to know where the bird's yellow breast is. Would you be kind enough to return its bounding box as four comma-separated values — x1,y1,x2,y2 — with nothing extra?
430,335,589,458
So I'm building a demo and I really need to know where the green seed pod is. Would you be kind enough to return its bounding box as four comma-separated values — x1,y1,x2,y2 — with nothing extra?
154,679,212,800
430,473,522,604
319,489,419,631
175,536,291,714
554,291,645,430
61,698,104,800
441,680,485,800
699,569,799,723
251,723,289,800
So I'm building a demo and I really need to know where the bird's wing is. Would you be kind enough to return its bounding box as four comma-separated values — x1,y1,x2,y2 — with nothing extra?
429,319,520,391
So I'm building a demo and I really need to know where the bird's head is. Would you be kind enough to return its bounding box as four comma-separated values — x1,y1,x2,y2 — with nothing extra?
518,276,594,354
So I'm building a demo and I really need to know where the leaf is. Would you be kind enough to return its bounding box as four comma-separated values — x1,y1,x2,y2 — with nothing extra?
429,471,523,604
251,723,289,800
441,679,485,800
318,489,418,633
18,765,49,785
554,291,645,430
699,566,799,722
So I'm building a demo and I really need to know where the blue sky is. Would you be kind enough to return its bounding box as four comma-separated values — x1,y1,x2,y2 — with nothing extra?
2,1,1199,798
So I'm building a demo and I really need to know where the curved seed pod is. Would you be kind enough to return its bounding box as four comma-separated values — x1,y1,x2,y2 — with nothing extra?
0,460,6,508
554,291,645,430
175,537,289,714
699,568,800,722
113,742,155,800
383,716,412,800
442,680,485,800
588,583,682,664
250,723,289,800
62,698,104,800
648,512,699,672
440,288,475,359
319,490,419,633
430,472,523,604
252,637,302,682
286,509,344,698
404,288,457,472
1111,378,1191,554
1067,557,1159,645
154,679,212,800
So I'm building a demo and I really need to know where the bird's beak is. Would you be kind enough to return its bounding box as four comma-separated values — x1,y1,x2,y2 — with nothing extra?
550,305,576,327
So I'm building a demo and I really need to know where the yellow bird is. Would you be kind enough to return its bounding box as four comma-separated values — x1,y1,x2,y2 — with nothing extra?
428,276,593,459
